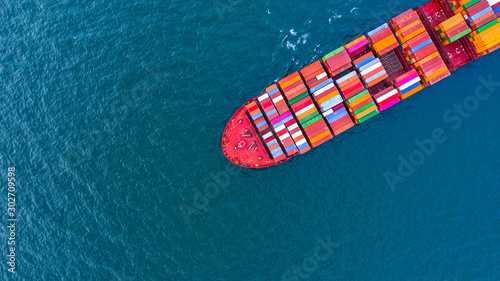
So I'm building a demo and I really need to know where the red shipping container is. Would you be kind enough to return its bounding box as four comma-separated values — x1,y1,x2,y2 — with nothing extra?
308,76,330,89
293,99,314,112
329,63,352,77
314,88,339,101
410,44,437,61
463,1,490,17
377,94,400,107
300,61,324,77
278,73,300,87
351,97,374,112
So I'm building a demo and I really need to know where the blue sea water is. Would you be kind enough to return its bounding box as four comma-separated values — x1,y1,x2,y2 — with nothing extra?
0,0,499,280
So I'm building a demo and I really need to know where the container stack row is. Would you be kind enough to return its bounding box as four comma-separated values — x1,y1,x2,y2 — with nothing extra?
311,78,355,135
286,122,311,154
435,14,471,46
457,0,500,55
260,131,286,161
266,85,289,115
392,9,426,44
278,73,333,148
300,61,355,135
257,91,279,123
300,61,330,90
322,104,355,135
391,69,424,99
336,71,366,100
463,0,496,29
322,47,353,77
299,61,336,112
345,35,370,58
273,123,299,157
246,101,269,134
367,23,400,56
493,0,500,17
373,86,401,111
391,10,451,87
266,85,311,155
245,101,286,161
469,18,500,54
257,91,299,157
357,57,389,88
267,83,310,155
345,89,379,124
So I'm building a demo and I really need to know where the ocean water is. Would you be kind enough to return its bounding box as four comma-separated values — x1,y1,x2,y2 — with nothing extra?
0,0,499,280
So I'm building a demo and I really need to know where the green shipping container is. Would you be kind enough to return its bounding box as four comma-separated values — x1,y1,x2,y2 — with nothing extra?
347,89,370,104
447,29,471,43
474,19,499,35
300,111,320,124
354,102,376,115
289,92,309,105
463,0,481,9
323,46,346,60
357,110,379,123
302,115,323,128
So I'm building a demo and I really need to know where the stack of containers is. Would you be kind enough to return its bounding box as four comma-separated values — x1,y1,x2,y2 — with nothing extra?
391,10,451,86
494,0,500,17
309,77,355,135
278,73,333,148
449,0,500,14
357,57,389,88
246,101,269,134
299,61,330,94
286,121,310,154
273,124,299,157
322,47,352,77
435,14,471,46
299,62,355,136
345,89,379,123
449,0,482,13
367,23,400,56
257,92,279,123
414,51,450,86
391,69,423,99
461,0,500,54
373,86,401,111
392,9,426,44
246,102,285,161
260,89,299,157
267,85,290,115
353,52,376,70
401,31,437,64
266,84,310,155
309,78,343,112
462,0,496,28
335,71,366,100
469,18,500,54
260,131,286,161
345,35,370,58
322,104,355,135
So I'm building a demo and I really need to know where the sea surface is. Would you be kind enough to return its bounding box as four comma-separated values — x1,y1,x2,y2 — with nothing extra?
0,0,498,280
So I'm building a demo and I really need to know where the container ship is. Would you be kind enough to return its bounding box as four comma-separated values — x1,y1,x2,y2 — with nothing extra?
222,0,500,168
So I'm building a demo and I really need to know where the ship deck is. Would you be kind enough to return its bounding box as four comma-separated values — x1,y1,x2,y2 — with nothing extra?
222,0,492,168
222,100,290,168
419,0,476,71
